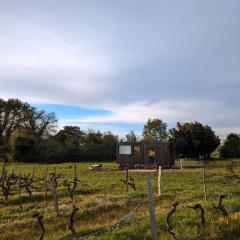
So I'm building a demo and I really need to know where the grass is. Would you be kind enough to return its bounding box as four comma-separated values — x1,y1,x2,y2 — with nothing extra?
0,160,240,239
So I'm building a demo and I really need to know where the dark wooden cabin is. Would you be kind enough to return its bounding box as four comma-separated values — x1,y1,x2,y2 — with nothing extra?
116,141,175,169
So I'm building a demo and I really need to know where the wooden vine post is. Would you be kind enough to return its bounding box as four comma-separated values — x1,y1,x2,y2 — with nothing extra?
125,165,129,192
202,161,207,202
129,169,157,239
180,159,183,170
146,172,158,240
158,166,162,196
72,165,78,201
18,166,22,208
44,167,49,206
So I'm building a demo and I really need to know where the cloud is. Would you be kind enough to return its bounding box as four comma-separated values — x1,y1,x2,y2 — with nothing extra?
1,0,240,136
59,100,240,136
0,12,115,106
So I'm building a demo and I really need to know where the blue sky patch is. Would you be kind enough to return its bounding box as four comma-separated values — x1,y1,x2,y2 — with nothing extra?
33,104,111,119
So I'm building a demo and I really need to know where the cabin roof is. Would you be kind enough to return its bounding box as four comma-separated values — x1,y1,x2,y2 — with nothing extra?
118,140,172,144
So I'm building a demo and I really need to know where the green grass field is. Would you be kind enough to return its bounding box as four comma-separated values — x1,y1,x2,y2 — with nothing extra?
0,160,240,240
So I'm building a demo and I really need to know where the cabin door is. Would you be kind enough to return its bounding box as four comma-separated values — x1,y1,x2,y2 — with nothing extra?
144,144,158,165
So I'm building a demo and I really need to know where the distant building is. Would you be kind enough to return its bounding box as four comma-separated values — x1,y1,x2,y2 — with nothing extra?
116,141,175,169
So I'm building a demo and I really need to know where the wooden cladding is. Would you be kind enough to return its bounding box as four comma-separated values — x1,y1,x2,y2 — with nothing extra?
116,141,175,168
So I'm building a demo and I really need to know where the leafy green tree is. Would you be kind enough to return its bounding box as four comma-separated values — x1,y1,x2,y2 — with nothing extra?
24,107,57,138
170,121,220,160
55,126,85,146
0,98,30,145
0,99,31,162
125,130,138,142
0,98,57,162
221,133,240,158
143,118,168,141
85,130,103,145
101,131,118,160
83,130,118,161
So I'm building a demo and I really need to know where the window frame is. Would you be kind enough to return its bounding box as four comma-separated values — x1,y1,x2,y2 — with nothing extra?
118,144,132,155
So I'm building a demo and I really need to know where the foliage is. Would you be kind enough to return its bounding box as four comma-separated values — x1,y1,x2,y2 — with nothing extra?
55,126,85,147
125,130,138,142
170,121,220,159
0,98,30,145
221,133,240,158
0,98,57,162
2,98,239,163
24,107,57,138
143,119,168,141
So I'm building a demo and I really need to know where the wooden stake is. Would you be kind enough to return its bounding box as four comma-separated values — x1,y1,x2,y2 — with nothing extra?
146,174,158,240
180,159,183,170
202,163,207,202
18,166,22,208
125,165,129,192
44,167,48,206
158,166,162,196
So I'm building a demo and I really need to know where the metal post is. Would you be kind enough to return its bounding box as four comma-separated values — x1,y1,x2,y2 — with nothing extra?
146,174,158,240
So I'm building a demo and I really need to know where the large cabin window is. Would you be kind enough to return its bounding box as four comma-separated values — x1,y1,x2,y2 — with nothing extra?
119,145,132,155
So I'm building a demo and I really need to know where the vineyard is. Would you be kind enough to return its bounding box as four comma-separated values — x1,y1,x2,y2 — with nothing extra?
0,160,240,240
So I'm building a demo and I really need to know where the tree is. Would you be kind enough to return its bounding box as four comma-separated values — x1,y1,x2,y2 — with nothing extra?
0,98,30,145
0,98,57,162
85,130,103,145
221,133,240,158
55,126,85,147
125,130,138,142
101,131,118,160
0,99,31,162
83,130,117,161
24,107,57,138
143,119,168,141
170,121,220,160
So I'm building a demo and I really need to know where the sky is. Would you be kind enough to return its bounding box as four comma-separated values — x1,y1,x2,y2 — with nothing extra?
1,0,240,138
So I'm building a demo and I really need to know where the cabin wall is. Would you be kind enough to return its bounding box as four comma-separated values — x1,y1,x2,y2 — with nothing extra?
116,142,143,166
116,142,175,168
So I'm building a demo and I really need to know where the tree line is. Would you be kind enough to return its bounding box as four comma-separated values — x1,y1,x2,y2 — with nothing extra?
0,98,239,163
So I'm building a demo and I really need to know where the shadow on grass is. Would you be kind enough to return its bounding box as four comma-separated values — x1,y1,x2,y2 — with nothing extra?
0,188,100,207
59,226,108,240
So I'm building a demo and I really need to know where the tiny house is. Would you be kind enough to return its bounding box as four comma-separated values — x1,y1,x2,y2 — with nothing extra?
116,141,175,169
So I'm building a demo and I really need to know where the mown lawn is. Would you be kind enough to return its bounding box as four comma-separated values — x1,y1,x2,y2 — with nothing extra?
0,160,240,240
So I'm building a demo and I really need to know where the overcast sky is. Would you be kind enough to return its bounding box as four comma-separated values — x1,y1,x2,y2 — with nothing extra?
1,0,240,137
